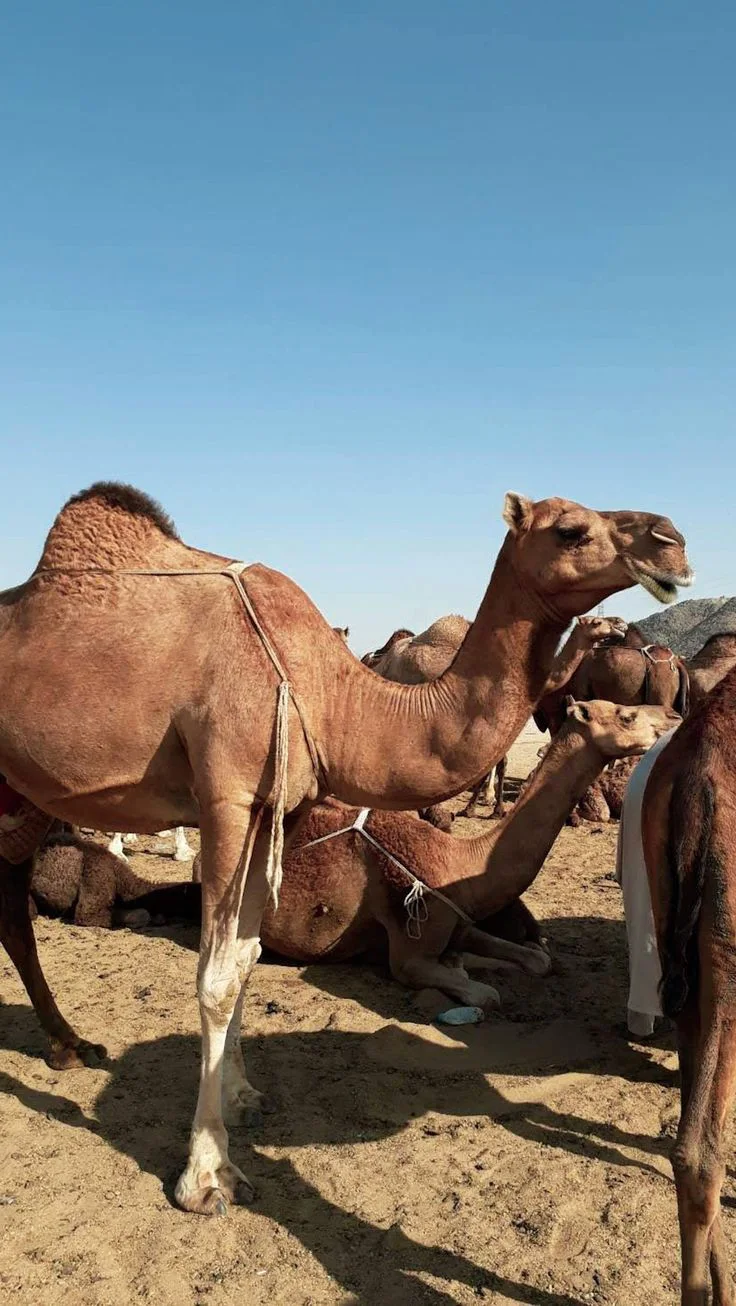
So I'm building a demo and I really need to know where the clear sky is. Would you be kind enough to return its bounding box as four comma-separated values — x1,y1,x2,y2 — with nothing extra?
2,2,734,655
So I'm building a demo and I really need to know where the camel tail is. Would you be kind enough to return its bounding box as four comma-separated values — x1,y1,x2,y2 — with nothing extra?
660,767,717,1018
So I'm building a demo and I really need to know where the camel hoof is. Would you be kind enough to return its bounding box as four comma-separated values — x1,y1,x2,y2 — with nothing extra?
47,1038,107,1070
118,908,151,928
229,1088,274,1126
523,947,553,977
173,850,194,862
175,1164,255,1215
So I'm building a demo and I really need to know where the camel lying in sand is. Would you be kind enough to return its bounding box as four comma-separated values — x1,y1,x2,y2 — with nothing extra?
30,828,198,928
686,631,736,710
642,663,736,1305
237,700,676,1009
0,483,691,1216
535,624,689,736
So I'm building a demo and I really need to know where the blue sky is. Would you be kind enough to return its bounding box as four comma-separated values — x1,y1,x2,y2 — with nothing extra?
2,2,734,654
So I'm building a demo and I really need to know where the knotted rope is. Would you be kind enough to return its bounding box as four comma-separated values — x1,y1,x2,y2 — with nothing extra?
33,560,323,908
299,808,473,939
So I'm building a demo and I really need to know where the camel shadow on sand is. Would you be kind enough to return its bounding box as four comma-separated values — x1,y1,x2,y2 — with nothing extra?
1,1004,639,1306
0,908,690,1304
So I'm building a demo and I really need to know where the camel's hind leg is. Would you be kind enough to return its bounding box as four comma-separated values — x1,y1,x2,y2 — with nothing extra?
0,856,106,1068
673,1006,736,1305
175,797,269,1218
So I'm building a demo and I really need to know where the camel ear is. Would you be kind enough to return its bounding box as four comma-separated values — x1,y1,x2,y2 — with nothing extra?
566,699,590,722
344,626,350,638
502,493,534,534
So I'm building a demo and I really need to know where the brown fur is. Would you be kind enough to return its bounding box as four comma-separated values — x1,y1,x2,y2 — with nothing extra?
246,702,679,1016
361,628,414,669
643,665,736,1304
0,485,692,1215
535,639,689,734
571,756,639,824
687,632,736,710
29,829,193,928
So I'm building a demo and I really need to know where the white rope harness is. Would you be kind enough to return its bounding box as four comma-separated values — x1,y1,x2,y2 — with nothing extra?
33,560,324,911
299,808,473,939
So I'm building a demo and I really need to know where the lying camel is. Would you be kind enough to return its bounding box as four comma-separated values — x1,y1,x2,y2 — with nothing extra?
535,623,689,736
0,483,692,1216
687,632,736,711
643,664,736,1305
249,700,678,1009
569,756,638,824
30,827,197,928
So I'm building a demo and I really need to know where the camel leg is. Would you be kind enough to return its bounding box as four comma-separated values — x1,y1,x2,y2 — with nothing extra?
0,856,106,1069
672,1010,736,1305
461,768,495,819
175,798,267,1217
492,755,507,817
221,848,275,1125
457,924,551,975
385,925,500,1012
173,826,194,862
107,832,125,859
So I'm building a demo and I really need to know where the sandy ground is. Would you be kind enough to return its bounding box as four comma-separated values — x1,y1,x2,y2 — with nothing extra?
0,734,719,1306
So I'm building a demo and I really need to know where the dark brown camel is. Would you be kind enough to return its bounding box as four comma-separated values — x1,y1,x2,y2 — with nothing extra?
643,664,736,1305
687,633,736,711
534,622,690,735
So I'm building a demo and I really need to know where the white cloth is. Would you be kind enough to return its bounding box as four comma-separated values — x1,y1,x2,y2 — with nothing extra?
615,728,679,1027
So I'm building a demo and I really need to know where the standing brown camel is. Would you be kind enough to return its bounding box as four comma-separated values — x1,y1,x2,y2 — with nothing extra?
370,613,626,820
642,665,736,1306
534,623,690,735
252,699,678,1008
687,633,736,710
0,484,691,1216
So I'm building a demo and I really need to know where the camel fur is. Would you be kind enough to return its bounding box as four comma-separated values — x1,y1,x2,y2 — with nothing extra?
535,623,690,735
687,632,736,711
241,700,678,1011
0,482,692,1216
642,664,736,1305
29,828,196,928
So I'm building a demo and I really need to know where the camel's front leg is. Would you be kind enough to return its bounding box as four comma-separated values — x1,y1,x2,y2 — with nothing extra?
0,856,107,1068
175,798,267,1217
385,923,500,1012
456,924,552,976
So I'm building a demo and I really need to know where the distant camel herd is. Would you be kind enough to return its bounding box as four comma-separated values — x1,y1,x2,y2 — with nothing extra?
2,481,736,1302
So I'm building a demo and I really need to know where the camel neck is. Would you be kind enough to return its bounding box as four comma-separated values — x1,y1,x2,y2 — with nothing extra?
322,545,569,807
441,727,607,918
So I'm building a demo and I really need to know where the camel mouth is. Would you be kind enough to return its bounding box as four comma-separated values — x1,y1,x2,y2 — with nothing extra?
627,562,693,606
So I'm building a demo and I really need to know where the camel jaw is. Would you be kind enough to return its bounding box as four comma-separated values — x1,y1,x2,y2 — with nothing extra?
626,561,694,606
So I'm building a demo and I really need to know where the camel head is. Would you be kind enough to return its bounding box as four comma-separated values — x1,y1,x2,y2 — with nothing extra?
564,697,681,758
333,626,350,645
502,494,693,620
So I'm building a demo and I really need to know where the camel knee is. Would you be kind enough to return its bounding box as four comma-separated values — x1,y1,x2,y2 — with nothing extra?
672,1135,725,1227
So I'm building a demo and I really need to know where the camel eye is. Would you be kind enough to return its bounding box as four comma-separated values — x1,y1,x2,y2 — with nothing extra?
557,525,589,544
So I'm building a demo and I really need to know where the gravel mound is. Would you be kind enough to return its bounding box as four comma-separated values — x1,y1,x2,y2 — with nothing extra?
634,597,736,658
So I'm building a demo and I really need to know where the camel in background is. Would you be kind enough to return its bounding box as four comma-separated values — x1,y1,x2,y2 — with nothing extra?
534,624,689,736
369,613,626,822
643,664,736,1305
0,482,691,1215
361,627,414,670
687,632,736,710
106,826,194,861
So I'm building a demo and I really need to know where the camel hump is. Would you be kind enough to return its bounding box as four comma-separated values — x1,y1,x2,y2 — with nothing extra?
38,482,188,572
412,615,470,648
63,483,180,538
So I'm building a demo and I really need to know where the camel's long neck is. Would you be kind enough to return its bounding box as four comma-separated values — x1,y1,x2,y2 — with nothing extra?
322,546,568,807
442,728,607,918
